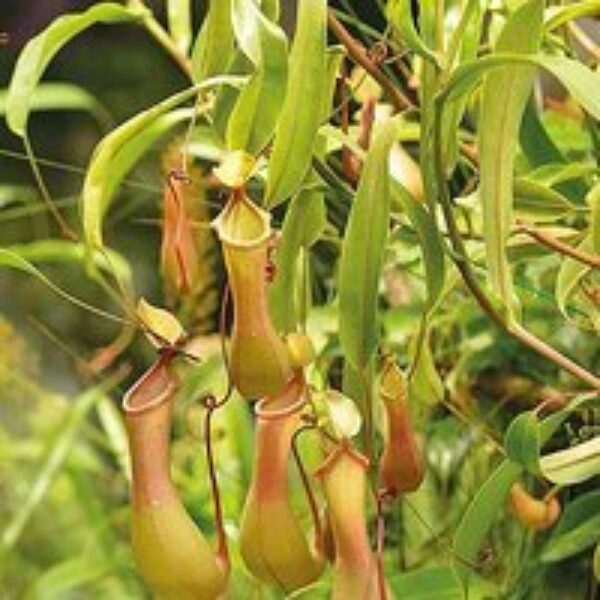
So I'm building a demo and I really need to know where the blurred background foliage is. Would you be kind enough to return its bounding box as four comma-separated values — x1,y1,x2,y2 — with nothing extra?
0,1,599,599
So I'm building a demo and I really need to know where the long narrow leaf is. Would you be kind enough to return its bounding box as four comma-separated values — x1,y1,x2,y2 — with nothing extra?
478,0,544,318
339,119,396,370
6,2,143,137
226,0,288,153
191,0,234,82
265,0,327,207
81,76,245,248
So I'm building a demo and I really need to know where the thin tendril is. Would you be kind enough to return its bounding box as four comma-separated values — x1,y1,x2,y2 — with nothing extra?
291,424,324,552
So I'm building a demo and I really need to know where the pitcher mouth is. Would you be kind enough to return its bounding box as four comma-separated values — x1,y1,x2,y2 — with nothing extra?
255,374,307,420
313,439,370,480
211,190,272,250
123,357,177,415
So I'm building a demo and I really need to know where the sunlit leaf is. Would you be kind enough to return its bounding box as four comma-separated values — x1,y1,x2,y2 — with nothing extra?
321,390,363,439
339,119,396,370
5,2,144,137
265,0,327,207
540,436,600,485
81,76,245,248
478,0,544,319
167,0,192,55
136,298,185,347
386,0,440,66
213,150,256,188
391,182,445,312
226,0,288,154
191,0,234,81
269,184,325,333
545,1,600,31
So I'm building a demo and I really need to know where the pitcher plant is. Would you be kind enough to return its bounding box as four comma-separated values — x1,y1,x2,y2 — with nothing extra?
123,355,228,600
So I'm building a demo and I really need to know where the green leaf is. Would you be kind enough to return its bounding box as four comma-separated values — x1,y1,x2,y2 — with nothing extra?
504,411,540,472
542,490,600,562
538,55,600,119
386,0,440,66
526,162,598,189
260,0,280,21
0,387,111,552
191,0,234,81
519,97,564,167
440,0,483,171
0,249,127,324
441,53,600,123
95,397,130,481
265,0,327,207
269,184,325,333
1,240,132,291
338,119,396,370
81,76,244,248
24,555,114,600
388,567,464,599
540,436,600,485
407,326,444,408
391,181,445,311
555,234,593,321
513,177,577,221
167,0,192,55
5,2,143,137
103,107,191,205
226,0,288,154
0,82,110,129
453,393,598,582
453,460,523,583
478,0,544,318
518,96,588,201
545,1,600,31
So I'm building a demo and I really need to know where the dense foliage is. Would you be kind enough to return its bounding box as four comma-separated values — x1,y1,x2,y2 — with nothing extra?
0,1,599,598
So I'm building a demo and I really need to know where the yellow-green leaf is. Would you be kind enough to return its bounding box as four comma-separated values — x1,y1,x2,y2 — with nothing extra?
5,2,143,137
478,0,544,319
265,0,327,207
339,119,396,370
226,0,288,154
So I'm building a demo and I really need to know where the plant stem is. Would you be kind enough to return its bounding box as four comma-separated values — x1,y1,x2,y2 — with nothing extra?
291,427,323,551
140,10,193,79
204,397,229,572
24,137,78,241
327,10,413,112
515,222,600,269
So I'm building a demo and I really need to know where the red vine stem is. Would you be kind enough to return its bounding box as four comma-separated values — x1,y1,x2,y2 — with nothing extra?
291,426,324,554
203,393,229,572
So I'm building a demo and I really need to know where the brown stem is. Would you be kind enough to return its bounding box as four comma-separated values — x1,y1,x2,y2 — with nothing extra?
509,323,600,390
291,427,324,553
433,107,600,390
327,9,413,112
203,395,229,571
24,137,78,241
340,64,356,183
515,222,600,269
